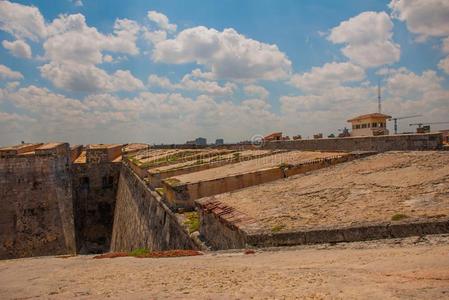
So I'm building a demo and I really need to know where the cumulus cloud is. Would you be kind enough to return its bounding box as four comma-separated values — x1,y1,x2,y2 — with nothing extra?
0,1,47,41
389,0,449,40
0,111,34,123
0,64,23,80
148,74,237,96
280,66,449,137
72,0,83,7
39,14,142,92
142,28,167,45
40,62,143,92
438,56,449,74
147,11,177,32
290,62,365,93
2,39,32,58
384,68,442,99
328,12,400,68
244,85,269,99
1,85,279,144
152,26,292,81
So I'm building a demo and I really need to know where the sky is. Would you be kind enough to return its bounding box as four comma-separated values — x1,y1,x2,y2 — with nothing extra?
0,0,448,146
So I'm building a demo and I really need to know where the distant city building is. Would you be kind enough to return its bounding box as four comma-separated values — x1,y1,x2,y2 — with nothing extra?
264,132,283,142
215,138,224,145
348,113,391,137
195,137,207,146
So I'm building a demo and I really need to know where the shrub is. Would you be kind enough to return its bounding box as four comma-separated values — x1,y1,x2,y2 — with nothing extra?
129,248,150,256
271,224,286,232
184,212,200,233
391,213,409,221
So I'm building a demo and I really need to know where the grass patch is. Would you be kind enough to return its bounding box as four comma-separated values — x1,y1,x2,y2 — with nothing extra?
391,213,409,221
271,224,286,233
129,248,151,256
164,178,182,187
155,187,164,196
184,212,200,233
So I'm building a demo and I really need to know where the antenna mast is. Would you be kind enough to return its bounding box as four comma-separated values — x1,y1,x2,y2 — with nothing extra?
378,78,381,113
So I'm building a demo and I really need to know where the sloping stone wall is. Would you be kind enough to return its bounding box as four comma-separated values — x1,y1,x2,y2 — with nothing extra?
110,162,198,252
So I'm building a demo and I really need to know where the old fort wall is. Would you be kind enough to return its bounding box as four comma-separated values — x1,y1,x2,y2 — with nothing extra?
110,162,198,252
0,144,76,259
262,133,442,151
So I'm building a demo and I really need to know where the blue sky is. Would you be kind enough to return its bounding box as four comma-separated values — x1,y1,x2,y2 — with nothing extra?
0,0,448,145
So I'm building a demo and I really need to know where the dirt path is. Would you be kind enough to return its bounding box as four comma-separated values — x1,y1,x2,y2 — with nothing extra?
1,235,449,299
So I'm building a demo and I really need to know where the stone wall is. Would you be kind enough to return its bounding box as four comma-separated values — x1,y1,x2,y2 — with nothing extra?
0,143,76,259
71,161,121,254
262,133,442,152
164,153,372,211
110,162,198,252
197,198,449,250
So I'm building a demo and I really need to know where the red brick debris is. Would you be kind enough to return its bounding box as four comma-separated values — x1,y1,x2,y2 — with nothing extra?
93,250,203,259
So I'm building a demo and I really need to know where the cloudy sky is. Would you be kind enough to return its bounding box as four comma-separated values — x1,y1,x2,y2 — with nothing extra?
0,0,448,146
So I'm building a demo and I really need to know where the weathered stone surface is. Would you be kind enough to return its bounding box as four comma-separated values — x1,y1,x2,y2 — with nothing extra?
196,151,449,249
263,133,442,152
0,143,76,259
72,161,121,254
110,162,198,252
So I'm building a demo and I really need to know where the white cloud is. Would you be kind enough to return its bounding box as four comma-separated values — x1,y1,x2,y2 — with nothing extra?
438,56,449,74
103,55,113,63
147,11,177,32
40,62,143,92
389,0,449,40
5,81,20,91
0,64,23,80
1,85,279,144
290,62,365,93
442,37,449,54
39,14,142,92
0,1,47,41
152,26,292,81
385,68,442,99
328,12,400,68
0,111,34,123
142,28,167,45
280,67,449,137
244,85,269,99
72,0,83,7
44,14,139,65
2,39,32,58
148,74,237,96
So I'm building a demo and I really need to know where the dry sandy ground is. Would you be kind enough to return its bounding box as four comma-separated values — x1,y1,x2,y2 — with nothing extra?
1,235,449,299
214,151,449,231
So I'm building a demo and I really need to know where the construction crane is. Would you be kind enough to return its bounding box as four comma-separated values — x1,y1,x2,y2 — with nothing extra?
389,115,421,134
409,121,449,133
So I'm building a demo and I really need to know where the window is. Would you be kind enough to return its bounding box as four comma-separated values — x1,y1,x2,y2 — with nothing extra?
372,122,377,128
355,124,361,129
362,124,367,128
367,123,371,128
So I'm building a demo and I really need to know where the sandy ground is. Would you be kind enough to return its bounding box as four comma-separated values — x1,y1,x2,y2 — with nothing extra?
213,151,449,231
1,235,449,299
175,151,345,183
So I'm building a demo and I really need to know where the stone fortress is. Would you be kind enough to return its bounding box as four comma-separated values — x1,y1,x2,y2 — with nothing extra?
0,132,448,259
